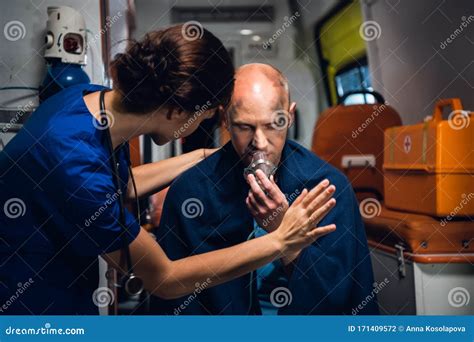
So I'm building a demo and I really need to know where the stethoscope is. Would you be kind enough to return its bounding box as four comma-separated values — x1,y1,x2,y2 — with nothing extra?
99,89,144,297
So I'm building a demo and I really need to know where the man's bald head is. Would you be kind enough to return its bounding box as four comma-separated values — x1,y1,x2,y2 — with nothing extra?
235,63,289,98
224,63,296,167
228,63,290,118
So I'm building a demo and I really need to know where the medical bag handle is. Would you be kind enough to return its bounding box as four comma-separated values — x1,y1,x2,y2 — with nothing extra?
432,98,464,122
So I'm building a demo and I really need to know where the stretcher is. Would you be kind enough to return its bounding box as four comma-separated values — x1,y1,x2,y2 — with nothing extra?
364,205,474,315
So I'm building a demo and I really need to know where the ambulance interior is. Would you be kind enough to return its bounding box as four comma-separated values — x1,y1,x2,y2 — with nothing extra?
0,0,473,315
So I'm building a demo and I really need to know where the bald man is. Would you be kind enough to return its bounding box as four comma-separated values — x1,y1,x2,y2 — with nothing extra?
150,63,378,315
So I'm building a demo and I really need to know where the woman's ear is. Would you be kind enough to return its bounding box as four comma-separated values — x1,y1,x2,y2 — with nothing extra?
220,105,231,131
167,108,186,120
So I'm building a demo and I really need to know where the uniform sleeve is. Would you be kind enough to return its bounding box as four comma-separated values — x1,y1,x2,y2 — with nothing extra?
279,175,379,315
42,134,140,256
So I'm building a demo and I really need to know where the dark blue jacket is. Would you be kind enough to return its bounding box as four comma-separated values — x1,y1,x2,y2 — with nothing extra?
151,140,378,315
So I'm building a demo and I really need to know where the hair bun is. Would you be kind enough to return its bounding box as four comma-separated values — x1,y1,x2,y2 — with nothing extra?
112,37,172,105
110,25,234,114
135,38,170,82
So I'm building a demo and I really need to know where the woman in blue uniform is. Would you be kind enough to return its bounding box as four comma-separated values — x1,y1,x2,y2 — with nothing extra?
0,25,336,314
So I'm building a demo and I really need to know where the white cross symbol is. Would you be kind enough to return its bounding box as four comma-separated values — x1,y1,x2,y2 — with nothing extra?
403,135,412,153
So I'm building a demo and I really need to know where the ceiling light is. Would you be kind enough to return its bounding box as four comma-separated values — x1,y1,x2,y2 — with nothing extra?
240,29,253,35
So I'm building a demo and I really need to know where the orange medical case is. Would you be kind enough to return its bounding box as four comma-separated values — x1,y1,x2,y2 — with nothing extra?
383,98,474,217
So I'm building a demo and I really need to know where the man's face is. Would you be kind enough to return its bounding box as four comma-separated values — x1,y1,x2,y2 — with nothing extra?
226,94,294,168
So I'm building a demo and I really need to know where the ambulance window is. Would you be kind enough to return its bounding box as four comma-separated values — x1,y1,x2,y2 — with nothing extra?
335,61,375,105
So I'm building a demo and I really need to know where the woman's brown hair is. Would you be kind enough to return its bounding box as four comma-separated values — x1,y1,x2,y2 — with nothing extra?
110,24,234,114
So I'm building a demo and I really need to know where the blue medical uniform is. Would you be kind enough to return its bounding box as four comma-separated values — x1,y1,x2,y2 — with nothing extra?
0,84,140,314
151,140,379,315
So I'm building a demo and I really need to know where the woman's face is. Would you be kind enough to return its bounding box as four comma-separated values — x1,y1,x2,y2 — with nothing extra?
150,108,216,145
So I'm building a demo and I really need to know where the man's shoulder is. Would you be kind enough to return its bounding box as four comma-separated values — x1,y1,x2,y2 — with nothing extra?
285,140,350,187
168,146,228,193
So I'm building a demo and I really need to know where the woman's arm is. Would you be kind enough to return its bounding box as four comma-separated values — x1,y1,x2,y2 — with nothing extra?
106,227,285,299
126,148,217,200
105,179,337,299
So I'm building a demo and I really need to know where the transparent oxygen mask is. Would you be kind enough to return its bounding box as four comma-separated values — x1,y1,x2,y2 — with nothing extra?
243,151,277,182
